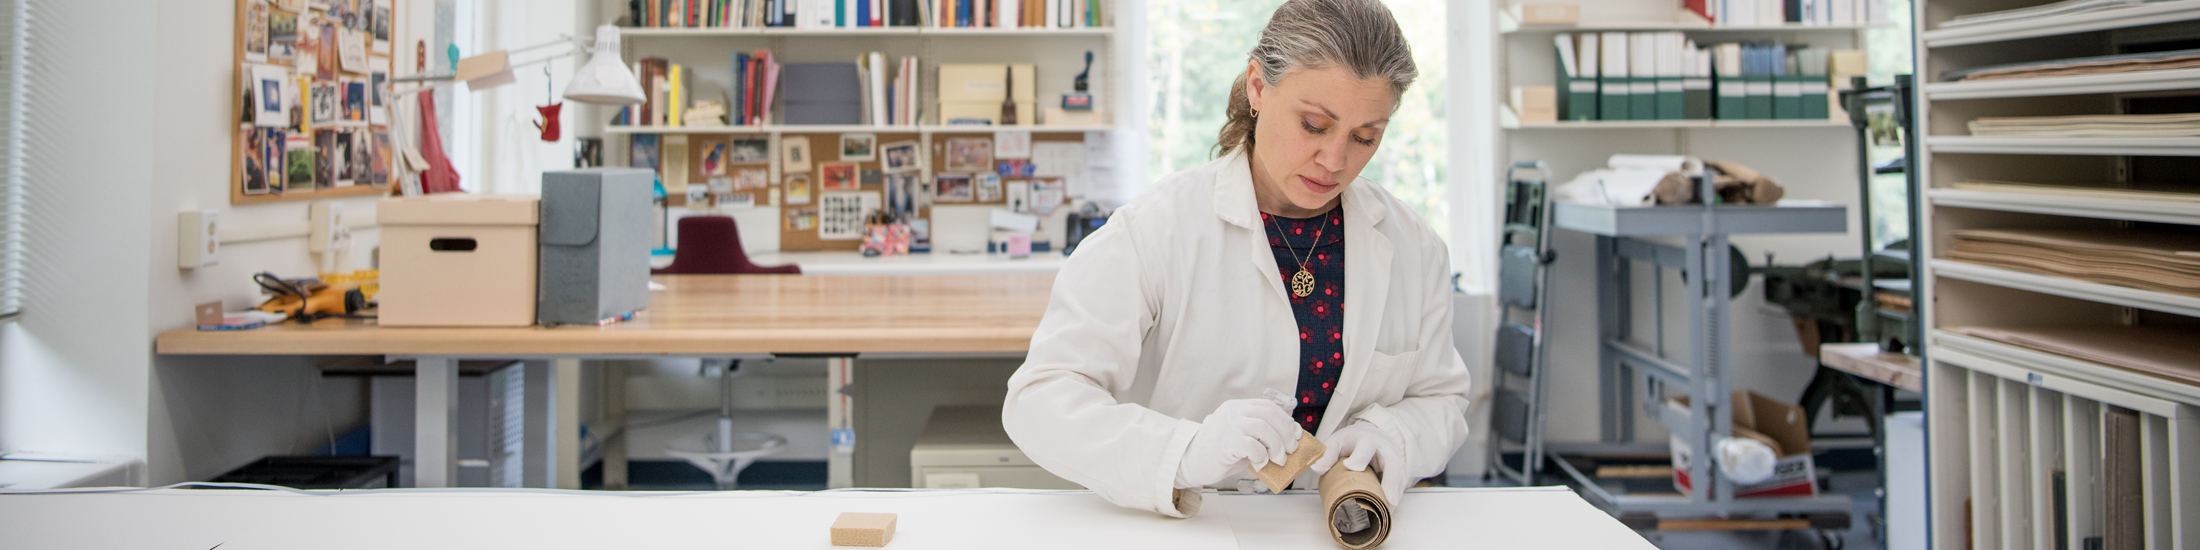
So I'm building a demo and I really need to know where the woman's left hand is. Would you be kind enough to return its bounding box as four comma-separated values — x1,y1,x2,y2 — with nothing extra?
1311,423,1408,504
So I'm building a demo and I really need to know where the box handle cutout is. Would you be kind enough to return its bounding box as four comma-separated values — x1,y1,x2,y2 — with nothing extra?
429,238,478,252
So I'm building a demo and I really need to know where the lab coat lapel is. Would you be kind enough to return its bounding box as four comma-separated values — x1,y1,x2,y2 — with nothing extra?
1214,150,1290,303
1318,183,1392,436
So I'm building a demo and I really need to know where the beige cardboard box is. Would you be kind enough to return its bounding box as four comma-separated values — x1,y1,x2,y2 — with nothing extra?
377,194,540,327
938,63,1036,125
1514,86,1558,123
1512,3,1580,24
1669,391,1819,498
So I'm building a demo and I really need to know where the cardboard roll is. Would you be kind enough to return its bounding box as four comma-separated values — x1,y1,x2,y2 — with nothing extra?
1319,468,1391,549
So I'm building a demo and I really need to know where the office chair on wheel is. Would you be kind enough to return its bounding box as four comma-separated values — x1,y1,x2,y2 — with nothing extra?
654,216,801,275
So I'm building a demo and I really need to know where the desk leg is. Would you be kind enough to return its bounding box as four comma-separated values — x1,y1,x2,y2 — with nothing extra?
522,360,554,488
555,358,582,490
827,356,855,489
414,356,458,488
603,361,629,491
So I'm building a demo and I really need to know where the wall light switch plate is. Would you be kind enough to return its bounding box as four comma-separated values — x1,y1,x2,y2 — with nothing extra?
178,209,219,268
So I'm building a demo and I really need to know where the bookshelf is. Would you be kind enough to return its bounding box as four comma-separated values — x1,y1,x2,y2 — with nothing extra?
590,1,1126,261
1914,0,2200,547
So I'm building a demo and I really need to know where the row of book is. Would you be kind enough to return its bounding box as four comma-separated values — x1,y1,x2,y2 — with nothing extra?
1555,32,1859,121
617,52,783,127
627,0,1102,29
1683,0,1890,26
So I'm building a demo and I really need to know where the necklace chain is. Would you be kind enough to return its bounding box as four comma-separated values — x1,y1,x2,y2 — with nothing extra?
1267,211,1329,298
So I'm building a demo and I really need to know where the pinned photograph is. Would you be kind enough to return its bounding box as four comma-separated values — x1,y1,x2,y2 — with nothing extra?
332,130,356,187
780,137,812,173
373,6,392,54
370,131,392,186
368,68,388,124
820,162,859,191
945,137,993,173
728,138,770,163
279,0,306,10
295,18,320,77
268,10,299,62
784,173,812,205
839,133,877,161
994,130,1032,159
309,82,339,125
976,173,1003,202
934,173,974,203
735,168,769,190
312,130,337,190
1029,178,1067,215
245,2,270,62
881,140,921,173
699,140,728,177
286,140,316,191
342,78,367,124
316,23,338,80
250,65,289,127
266,129,289,193
785,205,817,231
885,172,919,216
1007,180,1031,213
239,71,257,126
243,129,270,194
350,131,373,187
630,134,660,170
307,0,330,9
338,28,369,74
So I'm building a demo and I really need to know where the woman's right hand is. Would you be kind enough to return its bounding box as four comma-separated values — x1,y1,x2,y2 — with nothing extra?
1174,399,1301,489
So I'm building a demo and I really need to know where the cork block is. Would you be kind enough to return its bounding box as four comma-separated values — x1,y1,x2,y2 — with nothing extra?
1251,430,1327,493
830,512,897,547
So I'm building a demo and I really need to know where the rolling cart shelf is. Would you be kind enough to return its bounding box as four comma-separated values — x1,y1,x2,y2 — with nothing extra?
1555,202,1849,236
1549,197,1853,526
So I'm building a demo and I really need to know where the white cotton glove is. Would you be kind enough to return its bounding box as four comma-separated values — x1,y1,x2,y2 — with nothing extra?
1175,399,1301,489
1311,422,1409,505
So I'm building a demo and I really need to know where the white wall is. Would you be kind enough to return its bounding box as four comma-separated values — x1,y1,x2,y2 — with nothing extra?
1,0,431,485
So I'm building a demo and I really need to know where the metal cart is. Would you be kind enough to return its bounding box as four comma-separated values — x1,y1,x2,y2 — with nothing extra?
1545,181,1856,531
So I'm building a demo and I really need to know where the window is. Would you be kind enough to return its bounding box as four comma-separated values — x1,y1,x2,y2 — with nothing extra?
1145,0,1448,233
0,0,29,317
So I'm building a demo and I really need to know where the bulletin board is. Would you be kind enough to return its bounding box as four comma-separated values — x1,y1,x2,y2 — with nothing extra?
777,132,921,252
925,130,1081,211
231,0,399,205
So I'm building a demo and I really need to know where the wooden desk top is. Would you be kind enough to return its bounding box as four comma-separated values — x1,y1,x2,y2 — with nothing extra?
156,274,1056,356
1818,342,1923,392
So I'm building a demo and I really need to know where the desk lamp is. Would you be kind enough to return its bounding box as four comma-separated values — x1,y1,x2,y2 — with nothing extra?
388,24,643,104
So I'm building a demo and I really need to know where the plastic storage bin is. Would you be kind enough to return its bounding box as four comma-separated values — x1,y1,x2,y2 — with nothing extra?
377,194,540,327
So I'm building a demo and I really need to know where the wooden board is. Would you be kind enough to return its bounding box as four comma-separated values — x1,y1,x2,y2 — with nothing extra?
231,0,398,204
156,274,1055,355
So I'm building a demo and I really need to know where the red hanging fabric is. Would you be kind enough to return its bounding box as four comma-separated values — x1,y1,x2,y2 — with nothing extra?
417,93,463,194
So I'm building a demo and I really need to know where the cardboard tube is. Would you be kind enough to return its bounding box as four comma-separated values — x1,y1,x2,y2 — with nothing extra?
1318,467,1391,549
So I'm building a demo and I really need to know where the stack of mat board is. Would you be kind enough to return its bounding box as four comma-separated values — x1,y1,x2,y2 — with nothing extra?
1945,228,2200,296
1943,48,2200,81
1938,0,2164,28
1951,181,2200,203
1949,325,2200,386
1967,113,2200,137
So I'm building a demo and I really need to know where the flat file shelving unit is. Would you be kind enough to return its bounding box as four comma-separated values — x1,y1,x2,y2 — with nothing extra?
1546,200,1852,525
1915,0,2200,547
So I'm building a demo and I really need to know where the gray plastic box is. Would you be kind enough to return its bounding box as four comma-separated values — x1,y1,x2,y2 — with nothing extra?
537,168,654,326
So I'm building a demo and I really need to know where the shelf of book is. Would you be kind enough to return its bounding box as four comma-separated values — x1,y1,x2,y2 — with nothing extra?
621,26,1113,37
604,123,1113,134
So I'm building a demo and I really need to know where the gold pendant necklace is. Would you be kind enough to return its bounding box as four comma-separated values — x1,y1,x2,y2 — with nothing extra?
1267,211,1328,298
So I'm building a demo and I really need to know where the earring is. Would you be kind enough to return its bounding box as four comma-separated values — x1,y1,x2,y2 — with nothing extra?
1251,109,1260,119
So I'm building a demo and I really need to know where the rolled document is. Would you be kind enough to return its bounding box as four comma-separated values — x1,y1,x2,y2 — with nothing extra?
1318,467,1391,549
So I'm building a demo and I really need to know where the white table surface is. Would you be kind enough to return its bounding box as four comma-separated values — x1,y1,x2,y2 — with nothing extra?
744,251,1066,276
1,486,1654,549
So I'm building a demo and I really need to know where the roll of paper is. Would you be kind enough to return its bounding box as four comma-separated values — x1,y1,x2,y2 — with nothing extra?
1318,467,1391,549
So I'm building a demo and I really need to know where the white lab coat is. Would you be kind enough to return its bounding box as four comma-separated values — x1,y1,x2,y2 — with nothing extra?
1003,149,1473,518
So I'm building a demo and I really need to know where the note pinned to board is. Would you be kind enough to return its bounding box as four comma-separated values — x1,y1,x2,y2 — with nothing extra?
1031,142,1086,177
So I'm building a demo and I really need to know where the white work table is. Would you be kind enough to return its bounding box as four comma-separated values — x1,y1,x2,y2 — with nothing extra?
744,251,1067,275
3,486,1654,549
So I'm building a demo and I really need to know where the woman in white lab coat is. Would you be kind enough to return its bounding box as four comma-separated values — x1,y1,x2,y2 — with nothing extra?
1003,0,1472,518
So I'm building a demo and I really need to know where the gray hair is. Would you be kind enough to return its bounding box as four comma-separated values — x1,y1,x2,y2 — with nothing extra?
1215,0,1419,157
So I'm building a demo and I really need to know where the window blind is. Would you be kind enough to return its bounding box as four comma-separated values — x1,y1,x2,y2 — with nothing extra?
0,0,29,318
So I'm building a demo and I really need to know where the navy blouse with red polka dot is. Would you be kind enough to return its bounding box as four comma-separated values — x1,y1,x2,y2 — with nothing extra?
1262,206,1345,434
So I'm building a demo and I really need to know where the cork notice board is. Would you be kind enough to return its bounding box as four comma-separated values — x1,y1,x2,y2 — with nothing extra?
778,132,920,252
232,0,399,204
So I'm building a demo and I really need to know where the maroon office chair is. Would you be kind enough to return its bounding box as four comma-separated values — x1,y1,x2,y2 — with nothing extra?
654,216,802,275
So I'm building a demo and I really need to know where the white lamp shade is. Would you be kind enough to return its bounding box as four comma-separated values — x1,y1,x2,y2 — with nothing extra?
563,25,645,105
